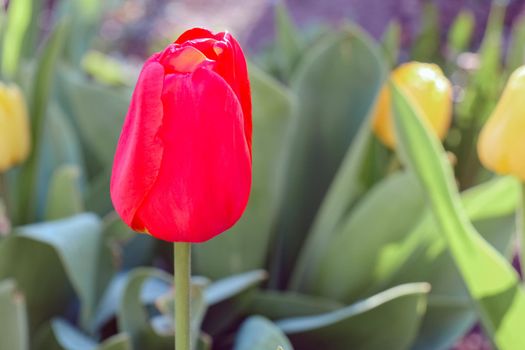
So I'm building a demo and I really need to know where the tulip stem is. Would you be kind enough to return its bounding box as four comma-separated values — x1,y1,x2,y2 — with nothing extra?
174,242,191,350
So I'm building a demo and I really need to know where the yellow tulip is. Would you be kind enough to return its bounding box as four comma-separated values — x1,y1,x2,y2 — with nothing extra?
0,82,30,172
478,66,525,181
372,62,453,148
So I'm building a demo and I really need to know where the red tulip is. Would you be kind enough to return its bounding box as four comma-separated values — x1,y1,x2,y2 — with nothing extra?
110,28,252,243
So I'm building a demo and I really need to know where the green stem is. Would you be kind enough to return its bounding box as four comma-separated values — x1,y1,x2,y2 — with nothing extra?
521,184,525,279
174,242,191,350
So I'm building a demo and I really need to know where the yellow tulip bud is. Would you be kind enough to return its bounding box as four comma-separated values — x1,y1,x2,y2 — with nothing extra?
0,82,30,172
478,66,525,181
372,62,453,148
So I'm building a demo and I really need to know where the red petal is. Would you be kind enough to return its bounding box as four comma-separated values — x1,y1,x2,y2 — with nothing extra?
174,28,214,44
215,33,252,152
174,29,252,151
134,68,252,242
110,57,165,231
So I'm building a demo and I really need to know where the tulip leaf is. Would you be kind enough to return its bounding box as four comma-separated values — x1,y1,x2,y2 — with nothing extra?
410,2,440,62
271,24,385,286
98,334,131,350
381,20,401,67
273,0,303,81
394,176,518,350
392,82,525,349
17,18,69,223
117,268,173,349
310,171,425,302
59,68,131,167
1,0,32,77
0,214,103,332
193,64,293,279
507,15,525,72
44,164,84,221
447,10,475,55
202,270,267,336
31,104,84,221
247,291,343,320
116,268,207,350
0,279,29,350
36,318,97,350
234,316,294,350
276,283,429,350
33,318,132,350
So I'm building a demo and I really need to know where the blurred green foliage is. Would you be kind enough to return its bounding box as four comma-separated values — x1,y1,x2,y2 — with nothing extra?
0,0,524,349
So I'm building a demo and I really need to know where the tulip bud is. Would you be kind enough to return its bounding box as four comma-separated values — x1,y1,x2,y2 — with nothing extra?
110,28,252,243
478,66,525,180
372,62,452,148
0,82,30,172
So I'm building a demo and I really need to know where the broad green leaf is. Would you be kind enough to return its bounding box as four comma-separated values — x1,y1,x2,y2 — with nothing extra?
1,0,32,77
117,268,173,350
34,105,84,221
202,270,266,336
386,176,518,350
392,83,525,349
276,283,429,350
310,171,425,302
234,316,293,350
33,319,131,350
381,20,401,67
273,1,303,81
2,0,33,78
98,334,131,350
410,2,440,62
271,24,385,286
290,125,381,291
193,65,293,279
248,291,342,320
0,214,103,331
59,69,131,167
35,319,97,350
45,165,84,220
0,279,29,350
204,270,267,305
507,16,525,72
17,19,69,223
447,10,475,55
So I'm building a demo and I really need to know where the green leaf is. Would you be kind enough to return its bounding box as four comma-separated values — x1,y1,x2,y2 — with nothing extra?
0,279,29,350
38,319,97,350
117,268,173,350
248,291,342,320
289,119,381,291
98,334,131,350
506,16,525,72
45,165,84,220
392,83,525,349
276,283,429,350
393,176,518,350
381,20,401,67
271,24,385,286
59,69,131,167
447,10,475,55
193,64,293,279
234,316,293,350
310,171,425,302
17,18,70,223
1,0,32,77
410,2,440,62
202,270,266,336
0,214,103,331
273,0,303,81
